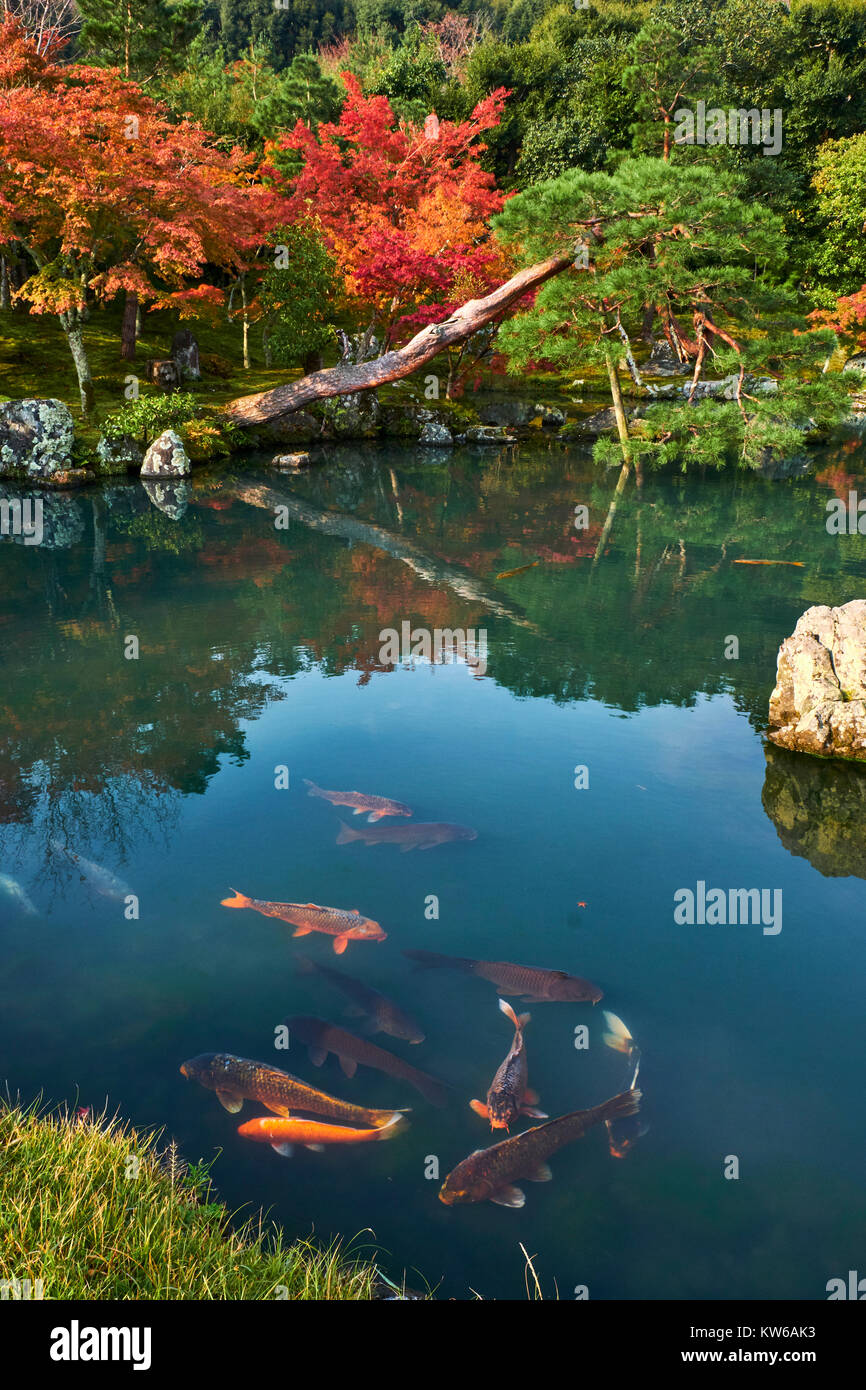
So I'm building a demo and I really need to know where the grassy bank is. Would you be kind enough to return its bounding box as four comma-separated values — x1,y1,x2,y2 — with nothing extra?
0,1100,381,1300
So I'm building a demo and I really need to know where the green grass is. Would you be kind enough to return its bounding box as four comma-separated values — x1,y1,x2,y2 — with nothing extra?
0,1099,382,1300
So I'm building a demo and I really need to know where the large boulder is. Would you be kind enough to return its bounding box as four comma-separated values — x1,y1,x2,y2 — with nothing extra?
0,399,75,478
141,430,190,478
171,329,201,381
768,600,866,760
96,433,144,473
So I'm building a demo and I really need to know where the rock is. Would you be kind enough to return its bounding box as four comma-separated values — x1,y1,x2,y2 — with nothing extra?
843,352,866,373
0,488,85,547
260,411,322,445
141,430,190,478
568,406,621,437
270,452,312,469
319,391,380,439
418,421,453,445
171,329,201,380
96,433,144,473
465,424,511,445
141,478,189,519
0,399,75,478
532,402,566,427
643,341,683,377
768,600,866,760
145,359,181,391
762,743,866,879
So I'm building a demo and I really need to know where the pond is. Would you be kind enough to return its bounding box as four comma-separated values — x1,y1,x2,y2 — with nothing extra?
2,433,866,1300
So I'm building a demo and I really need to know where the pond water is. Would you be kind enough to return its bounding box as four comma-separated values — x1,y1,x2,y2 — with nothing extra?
2,432,866,1300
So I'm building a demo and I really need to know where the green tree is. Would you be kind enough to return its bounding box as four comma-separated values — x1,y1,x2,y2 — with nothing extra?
495,157,845,471
258,225,340,370
76,0,201,79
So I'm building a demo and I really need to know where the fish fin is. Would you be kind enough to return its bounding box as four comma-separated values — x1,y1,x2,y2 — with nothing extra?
520,1106,548,1119
399,842,416,852
308,1046,328,1066
352,807,365,815
602,1011,634,1054
523,1086,539,1104
498,997,519,1027
303,779,318,792
339,1055,358,1078
367,811,386,822
376,1114,407,1140
525,1162,552,1183
221,889,251,909
264,1103,292,1118
295,955,316,975
333,935,350,955
469,1099,489,1119
270,1143,294,1157
518,1012,531,1029
336,824,361,845
490,1185,526,1209
293,926,314,937
303,903,319,908
350,908,361,914
216,1091,244,1114
304,1143,325,1152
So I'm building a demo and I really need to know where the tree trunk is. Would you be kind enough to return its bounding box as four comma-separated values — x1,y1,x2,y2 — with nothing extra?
226,254,573,427
241,279,250,370
0,257,10,311
120,291,138,361
604,345,631,457
60,311,96,416
302,349,324,373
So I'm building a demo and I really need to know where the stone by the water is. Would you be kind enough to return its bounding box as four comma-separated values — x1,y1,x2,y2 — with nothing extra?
0,398,75,478
141,430,191,478
768,600,866,760
270,452,312,469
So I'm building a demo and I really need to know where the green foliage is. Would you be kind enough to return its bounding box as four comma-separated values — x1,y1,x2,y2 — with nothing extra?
258,227,341,366
102,392,203,445
76,0,202,78
809,134,866,297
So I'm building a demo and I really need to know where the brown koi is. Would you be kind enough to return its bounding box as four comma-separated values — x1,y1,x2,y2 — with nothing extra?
303,778,412,821
237,1112,406,1156
179,1052,407,1128
285,1015,450,1107
336,821,477,852
496,561,540,580
470,998,547,1131
439,1088,641,1208
296,955,425,1043
404,949,602,1003
221,889,385,954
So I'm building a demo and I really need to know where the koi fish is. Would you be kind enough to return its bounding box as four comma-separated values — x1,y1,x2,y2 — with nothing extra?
404,949,602,1003
496,561,540,580
0,872,38,916
470,998,547,1131
237,1112,406,1156
49,841,131,901
179,1052,407,1128
285,1015,450,1107
602,1011,647,1159
336,821,477,852
220,890,385,954
296,955,425,1043
439,1088,641,1208
303,779,412,822
733,559,804,567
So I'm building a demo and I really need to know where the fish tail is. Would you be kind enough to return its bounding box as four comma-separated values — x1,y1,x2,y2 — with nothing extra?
375,1113,409,1140
303,779,322,798
602,1010,634,1055
336,823,362,845
416,1075,449,1108
498,997,529,1031
221,888,253,909
369,1107,412,1129
597,1088,642,1126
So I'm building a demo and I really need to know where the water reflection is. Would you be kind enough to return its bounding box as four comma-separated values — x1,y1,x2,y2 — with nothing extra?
762,743,866,878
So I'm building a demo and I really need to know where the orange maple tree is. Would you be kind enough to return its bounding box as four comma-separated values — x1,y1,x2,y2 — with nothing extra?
0,16,288,414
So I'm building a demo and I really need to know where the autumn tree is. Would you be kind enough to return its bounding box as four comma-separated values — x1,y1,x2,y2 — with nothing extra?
0,16,286,413
267,74,510,354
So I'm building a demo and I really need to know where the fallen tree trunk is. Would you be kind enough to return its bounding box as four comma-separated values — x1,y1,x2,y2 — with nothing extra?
225,254,573,427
